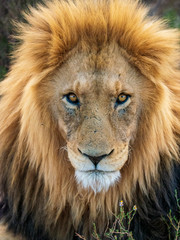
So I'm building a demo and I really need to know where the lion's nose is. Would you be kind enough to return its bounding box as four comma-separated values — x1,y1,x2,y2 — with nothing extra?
78,149,114,167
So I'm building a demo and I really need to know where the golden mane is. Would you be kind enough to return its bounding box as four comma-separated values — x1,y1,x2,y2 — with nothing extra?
0,0,180,239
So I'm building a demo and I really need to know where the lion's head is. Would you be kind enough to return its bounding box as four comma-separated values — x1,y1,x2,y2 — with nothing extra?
51,45,152,193
0,0,180,239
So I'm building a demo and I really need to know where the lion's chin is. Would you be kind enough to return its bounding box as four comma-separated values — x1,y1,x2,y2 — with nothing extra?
75,170,121,193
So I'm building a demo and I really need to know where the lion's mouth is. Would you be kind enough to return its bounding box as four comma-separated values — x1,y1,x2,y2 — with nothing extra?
83,170,116,174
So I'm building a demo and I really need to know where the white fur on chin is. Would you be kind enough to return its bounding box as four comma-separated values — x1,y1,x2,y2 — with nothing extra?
75,170,121,193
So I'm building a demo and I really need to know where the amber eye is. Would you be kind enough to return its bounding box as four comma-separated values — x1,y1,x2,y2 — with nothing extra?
65,93,79,105
116,94,130,105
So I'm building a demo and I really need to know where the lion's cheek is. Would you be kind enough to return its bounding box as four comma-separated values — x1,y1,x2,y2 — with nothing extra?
58,119,68,140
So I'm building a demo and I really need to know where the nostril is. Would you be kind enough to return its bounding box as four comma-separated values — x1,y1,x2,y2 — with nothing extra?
78,149,114,167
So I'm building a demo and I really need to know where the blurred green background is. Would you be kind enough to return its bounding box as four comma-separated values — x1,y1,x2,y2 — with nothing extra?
0,0,180,80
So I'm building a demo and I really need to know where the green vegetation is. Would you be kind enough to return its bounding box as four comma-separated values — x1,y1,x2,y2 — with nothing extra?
0,0,43,81
0,66,7,80
163,190,180,240
103,202,136,240
163,9,180,28
77,193,180,240
76,201,137,240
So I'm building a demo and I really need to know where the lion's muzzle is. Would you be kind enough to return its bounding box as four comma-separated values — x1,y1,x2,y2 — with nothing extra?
78,148,114,167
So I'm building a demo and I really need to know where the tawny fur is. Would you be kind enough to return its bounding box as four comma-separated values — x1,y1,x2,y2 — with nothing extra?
0,0,180,239
0,226,24,240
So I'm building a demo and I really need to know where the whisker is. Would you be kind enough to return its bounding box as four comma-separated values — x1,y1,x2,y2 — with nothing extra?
59,145,68,154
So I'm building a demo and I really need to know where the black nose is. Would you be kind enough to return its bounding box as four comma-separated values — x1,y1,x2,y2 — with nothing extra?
79,149,114,167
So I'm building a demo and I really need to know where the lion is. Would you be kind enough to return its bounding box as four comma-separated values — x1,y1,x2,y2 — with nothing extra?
0,0,180,239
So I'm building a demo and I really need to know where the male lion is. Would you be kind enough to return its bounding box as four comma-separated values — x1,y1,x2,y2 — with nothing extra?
0,0,180,239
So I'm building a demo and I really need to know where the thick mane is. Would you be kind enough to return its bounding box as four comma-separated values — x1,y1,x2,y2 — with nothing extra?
0,0,180,239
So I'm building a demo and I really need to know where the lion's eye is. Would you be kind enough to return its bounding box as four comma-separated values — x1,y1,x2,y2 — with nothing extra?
64,93,79,105
116,94,130,105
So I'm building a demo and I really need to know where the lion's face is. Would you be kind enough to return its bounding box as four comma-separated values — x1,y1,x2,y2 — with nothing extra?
49,44,151,192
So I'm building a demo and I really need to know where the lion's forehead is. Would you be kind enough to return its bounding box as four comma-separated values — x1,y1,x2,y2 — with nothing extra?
53,43,143,97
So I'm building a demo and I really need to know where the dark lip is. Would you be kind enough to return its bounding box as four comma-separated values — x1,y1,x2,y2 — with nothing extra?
80,170,116,173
